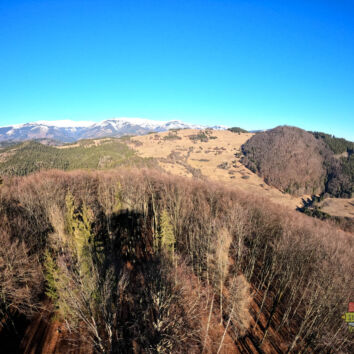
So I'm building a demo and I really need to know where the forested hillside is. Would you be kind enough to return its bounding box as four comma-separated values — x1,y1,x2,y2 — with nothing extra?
0,169,352,353
241,126,353,197
311,131,354,154
0,139,155,176
311,131,354,197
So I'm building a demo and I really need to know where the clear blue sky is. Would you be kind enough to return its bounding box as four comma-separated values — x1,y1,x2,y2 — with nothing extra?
0,0,353,140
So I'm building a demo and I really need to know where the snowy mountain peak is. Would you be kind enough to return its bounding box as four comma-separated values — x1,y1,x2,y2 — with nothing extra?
0,118,228,143
33,120,94,128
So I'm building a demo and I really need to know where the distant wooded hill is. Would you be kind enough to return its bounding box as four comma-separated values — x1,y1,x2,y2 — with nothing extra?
0,138,155,176
241,126,353,197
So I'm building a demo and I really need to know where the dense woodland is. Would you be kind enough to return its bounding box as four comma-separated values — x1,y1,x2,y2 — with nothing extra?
0,139,155,176
311,131,354,155
0,169,352,353
312,131,354,197
241,126,353,197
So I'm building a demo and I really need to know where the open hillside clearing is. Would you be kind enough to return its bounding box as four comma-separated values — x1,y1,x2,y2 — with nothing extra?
317,197,354,218
128,129,308,210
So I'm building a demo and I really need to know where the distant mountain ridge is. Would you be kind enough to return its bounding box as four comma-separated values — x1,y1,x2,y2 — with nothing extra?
0,118,227,143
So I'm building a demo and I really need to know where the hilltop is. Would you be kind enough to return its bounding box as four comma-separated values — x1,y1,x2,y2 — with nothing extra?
241,126,353,198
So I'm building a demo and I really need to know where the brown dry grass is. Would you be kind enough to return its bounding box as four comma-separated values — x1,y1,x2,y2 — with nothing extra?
128,129,306,210
317,197,354,218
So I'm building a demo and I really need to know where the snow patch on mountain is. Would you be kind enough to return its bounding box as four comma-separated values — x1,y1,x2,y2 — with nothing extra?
0,117,228,143
33,120,94,128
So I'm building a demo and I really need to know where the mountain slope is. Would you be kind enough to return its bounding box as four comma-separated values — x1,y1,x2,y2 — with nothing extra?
0,138,155,176
241,126,353,197
127,128,305,209
0,118,227,143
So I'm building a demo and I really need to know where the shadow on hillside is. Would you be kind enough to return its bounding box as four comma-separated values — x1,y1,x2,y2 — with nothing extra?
296,195,317,212
1,206,181,353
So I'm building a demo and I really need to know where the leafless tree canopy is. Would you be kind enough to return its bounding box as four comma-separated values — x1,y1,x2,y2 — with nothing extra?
0,169,352,352
241,125,353,197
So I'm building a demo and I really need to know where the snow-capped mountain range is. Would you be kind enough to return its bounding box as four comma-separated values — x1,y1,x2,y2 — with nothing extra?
0,118,227,143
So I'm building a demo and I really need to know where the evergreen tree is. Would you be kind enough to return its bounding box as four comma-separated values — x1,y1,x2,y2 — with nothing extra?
44,250,59,302
64,193,99,275
159,210,175,258
65,192,76,237
72,202,92,272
